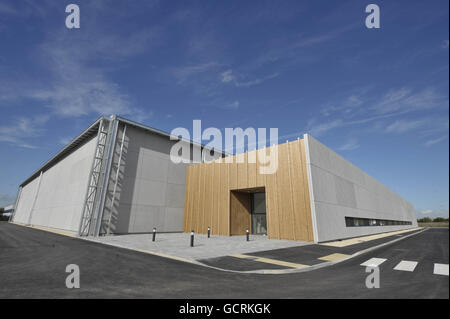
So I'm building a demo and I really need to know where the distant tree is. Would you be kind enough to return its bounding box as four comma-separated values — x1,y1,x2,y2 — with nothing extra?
0,207,4,215
418,217,432,223
433,217,448,223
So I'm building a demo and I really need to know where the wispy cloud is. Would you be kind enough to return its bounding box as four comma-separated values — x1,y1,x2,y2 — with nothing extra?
424,135,448,147
337,138,360,151
171,62,220,84
321,94,365,117
220,69,279,87
371,88,445,115
223,100,240,110
0,2,156,125
59,137,73,145
0,115,49,148
235,72,279,87
305,119,344,137
221,70,235,83
384,119,426,134
303,86,448,145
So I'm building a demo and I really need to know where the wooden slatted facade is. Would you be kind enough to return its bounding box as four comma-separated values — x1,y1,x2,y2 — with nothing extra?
183,138,314,242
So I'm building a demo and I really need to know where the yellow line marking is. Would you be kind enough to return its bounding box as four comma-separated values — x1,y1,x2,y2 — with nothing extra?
320,227,422,247
130,248,199,264
253,257,309,269
231,254,308,269
230,254,254,259
318,253,350,262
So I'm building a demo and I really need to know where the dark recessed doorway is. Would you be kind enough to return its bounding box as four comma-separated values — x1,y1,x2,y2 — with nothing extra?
230,187,267,236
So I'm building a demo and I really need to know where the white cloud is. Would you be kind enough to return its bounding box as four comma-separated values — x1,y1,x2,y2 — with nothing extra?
171,62,219,84
235,72,279,87
0,115,49,148
424,135,448,147
224,101,240,109
337,138,360,151
321,94,365,116
302,86,448,145
59,137,73,145
305,119,344,137
220,69,279,88
385,119,426,134
347,95,363,107
372,88,445,115
18,143,39,149
221,70,234,83
0,3,156,125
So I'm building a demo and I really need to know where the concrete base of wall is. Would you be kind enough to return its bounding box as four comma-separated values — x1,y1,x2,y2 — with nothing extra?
9,221,77,237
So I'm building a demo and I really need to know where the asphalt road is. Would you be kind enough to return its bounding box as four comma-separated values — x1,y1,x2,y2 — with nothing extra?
200,228,425,271
0,222,447,298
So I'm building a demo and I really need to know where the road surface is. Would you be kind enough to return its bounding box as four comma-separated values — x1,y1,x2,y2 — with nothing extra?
0,222,447,298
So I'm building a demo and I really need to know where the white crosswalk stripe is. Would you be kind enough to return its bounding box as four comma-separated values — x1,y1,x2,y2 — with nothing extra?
433,263,449,276
361,258,449,275
393,260,418,272
360,258,387,267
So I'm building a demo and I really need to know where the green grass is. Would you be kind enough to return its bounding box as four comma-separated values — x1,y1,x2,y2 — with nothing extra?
418,222,449,228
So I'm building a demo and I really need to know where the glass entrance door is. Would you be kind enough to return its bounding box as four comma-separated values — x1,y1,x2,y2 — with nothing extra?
251,192,267,234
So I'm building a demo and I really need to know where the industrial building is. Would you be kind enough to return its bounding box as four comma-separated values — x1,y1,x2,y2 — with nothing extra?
11,115,417,242
11,115,219,236
184,135,417,242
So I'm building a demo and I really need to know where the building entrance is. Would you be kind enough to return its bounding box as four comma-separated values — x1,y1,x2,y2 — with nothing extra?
251,192,267,235
229,187,266,236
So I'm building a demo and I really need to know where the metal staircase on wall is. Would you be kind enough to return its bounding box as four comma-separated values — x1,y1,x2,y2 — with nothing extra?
78,118,116,236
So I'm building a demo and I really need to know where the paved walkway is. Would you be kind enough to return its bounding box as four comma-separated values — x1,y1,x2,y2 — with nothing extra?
87,227,425,273
88,232,312,260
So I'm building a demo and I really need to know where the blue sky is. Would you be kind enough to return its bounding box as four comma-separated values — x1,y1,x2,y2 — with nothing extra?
0,0,448,218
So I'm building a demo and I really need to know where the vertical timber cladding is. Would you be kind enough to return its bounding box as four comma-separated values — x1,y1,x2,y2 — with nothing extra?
183,138,314,241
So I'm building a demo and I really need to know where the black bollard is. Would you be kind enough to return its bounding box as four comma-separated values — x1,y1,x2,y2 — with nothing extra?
152,227,156,242
207,227,210,238
246,228,249,241
190,230,194,247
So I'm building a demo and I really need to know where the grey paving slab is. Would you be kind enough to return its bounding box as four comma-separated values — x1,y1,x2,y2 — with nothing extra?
87,232,312,260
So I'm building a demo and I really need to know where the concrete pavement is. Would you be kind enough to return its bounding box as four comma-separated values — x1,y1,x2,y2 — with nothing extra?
87,231,312,260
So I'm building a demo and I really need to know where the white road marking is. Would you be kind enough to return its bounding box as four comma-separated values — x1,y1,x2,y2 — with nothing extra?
393,260,418,272
360,258,387,267
433,263,449,276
